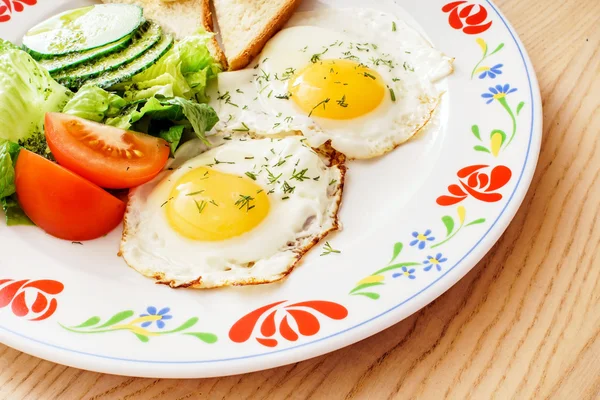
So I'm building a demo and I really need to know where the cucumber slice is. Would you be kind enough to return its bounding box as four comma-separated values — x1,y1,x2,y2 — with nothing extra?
23,4,143,58
38,32,134,74
54,22,163,89
83,34,174,89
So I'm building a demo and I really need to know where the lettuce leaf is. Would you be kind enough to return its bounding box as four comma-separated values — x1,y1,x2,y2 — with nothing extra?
0,138,31,226
0,139,19,198
159,125,185,156
63,84,126,122
162,97,218,144
106,96,218,145
0,39,72,155
118,32,222,103
1,195,33,226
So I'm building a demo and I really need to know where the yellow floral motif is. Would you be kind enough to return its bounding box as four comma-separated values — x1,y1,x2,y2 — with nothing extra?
476,38,487,53
490,131,504,156
457,206,466,225
357,275,384,285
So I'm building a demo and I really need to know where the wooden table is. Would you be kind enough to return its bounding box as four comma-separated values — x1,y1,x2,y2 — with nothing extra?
2,0,599,398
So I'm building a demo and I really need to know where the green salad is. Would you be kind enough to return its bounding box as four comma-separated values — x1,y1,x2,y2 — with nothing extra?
0,4,223,227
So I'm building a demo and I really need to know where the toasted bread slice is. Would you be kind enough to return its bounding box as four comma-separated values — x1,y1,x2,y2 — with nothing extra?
211,0,302,70
101,0,227,68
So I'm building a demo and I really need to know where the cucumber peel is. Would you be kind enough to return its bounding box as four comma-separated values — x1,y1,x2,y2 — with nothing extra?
54,22,162,90
23,4,143,58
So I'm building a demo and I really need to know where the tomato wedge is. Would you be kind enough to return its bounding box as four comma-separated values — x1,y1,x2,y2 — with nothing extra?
15,150,126,241
45,112,170,189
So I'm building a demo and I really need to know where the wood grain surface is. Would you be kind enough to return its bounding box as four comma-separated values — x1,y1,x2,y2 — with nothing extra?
1,0,599,398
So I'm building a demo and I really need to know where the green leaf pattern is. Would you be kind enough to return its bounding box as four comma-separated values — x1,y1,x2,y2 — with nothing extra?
60,308,218,344
350,207,487,300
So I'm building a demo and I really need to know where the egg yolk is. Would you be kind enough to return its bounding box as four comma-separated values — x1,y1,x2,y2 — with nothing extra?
166,167,270,241
288,59,386,120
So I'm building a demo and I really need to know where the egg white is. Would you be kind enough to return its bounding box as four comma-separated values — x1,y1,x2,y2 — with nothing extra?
120,135,345,288
207,8,453,159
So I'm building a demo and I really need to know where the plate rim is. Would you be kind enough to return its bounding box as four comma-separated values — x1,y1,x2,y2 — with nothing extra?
0,0,542,378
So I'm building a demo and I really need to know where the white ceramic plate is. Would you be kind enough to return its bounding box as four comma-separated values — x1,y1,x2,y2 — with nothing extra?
0,0,541,378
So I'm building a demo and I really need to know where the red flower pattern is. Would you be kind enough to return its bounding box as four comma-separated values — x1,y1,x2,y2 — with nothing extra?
229,300,348,347
442,1,492,34
0,0,37,23
0,278,64,321
437,164,512,206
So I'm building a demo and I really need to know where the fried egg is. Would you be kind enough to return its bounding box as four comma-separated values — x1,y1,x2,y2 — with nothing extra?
207,8,453,159
120,134,345,288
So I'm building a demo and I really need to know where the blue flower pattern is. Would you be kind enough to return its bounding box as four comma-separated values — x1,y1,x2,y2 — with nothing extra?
140,306,172,329
392,266,416,280
481,84,517,104
410,230,435,250
479,64,503,79
423,253,448,272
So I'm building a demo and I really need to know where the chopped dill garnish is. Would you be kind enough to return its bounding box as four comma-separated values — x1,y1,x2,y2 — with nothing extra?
392,21,397,32
232,122,250,132
282,181,295,194
389,88,396,102
321,242,341,256
336,95,348,108
194,199,207,214
161,197,174,207
363,72,376,80
310,48,328,63
290,168,310,182
329,179,337,186
403,62,415,72
308,98,330,117
245,171,257,180
280,67,296,80
209,200,219,207
370,57,394,69
186,190,205,196
217,91,239,107
235,195,256,211
213,158,235,165
266,168,282,184
342,51,359,61
260,69,270,81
